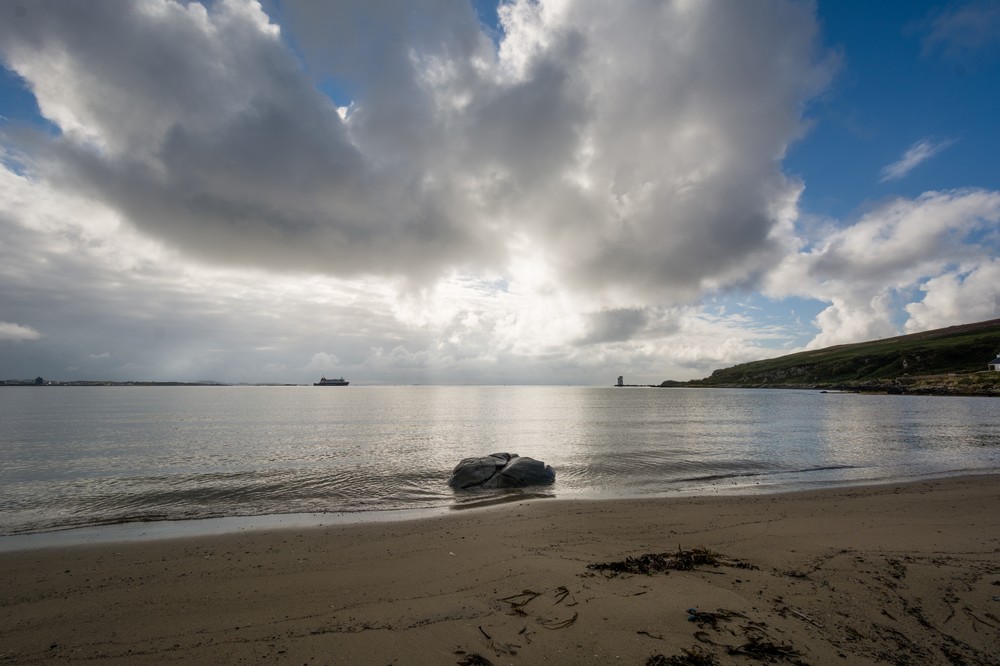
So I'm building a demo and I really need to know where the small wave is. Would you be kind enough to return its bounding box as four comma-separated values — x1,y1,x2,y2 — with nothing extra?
792,464,859,473
680,470,766,483
678,464,859,484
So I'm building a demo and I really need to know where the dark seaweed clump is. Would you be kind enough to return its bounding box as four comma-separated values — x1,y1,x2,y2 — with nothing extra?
646,649,719,665
588,547,756,576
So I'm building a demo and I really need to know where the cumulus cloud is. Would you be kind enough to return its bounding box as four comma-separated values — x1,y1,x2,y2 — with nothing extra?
905,261,1000,332
305,352,341,374
0,0,833,305
0,0,493,281
807,294,899,350
7,0,997,385
0,321,40,341
473,0,833,304
764,188,1000,347
879,138,955,182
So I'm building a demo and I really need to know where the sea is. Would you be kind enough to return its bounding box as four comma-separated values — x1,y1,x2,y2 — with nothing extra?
2,385,999,548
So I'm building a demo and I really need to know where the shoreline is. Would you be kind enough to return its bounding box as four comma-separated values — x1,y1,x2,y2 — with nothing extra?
5,468,997,552
3,474,999,664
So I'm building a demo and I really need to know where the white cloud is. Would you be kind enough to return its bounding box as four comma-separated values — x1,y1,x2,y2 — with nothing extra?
806,294,899,350
764,188,1000,348
0,321,40,341
922,1,1000,55
767,189,1000,293
2,1,997,385
0,0,834,305
0,0,494,281
879,138,955,182
905,261,1000,332
305,352,341,374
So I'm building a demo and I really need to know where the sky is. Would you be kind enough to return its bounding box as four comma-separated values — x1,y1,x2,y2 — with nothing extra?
0,0,999,386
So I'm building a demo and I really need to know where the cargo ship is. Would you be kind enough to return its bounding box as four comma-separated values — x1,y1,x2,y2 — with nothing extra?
313,376,349,386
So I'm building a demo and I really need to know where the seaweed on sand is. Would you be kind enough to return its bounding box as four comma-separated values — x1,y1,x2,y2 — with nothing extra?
727,635,804,662
686,608,747,629
587,547,756,576
498,587,579,629
646,647,720,665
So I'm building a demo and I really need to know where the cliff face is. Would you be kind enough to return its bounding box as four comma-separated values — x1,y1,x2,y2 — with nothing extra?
685,319,1000,396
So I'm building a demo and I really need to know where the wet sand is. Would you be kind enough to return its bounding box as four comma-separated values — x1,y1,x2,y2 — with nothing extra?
2,475,999,664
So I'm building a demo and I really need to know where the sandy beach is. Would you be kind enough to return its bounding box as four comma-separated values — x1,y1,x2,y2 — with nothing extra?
2,476,999,665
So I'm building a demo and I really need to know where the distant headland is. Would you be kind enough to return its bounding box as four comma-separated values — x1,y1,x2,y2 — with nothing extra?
654,318,1000,397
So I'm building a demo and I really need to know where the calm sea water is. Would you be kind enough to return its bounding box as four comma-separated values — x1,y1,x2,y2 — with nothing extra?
2,386,999,539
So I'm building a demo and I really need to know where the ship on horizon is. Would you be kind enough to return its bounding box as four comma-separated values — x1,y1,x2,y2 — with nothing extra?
313,376,349,386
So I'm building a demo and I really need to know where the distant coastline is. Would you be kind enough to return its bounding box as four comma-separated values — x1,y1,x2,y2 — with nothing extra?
8,319,1000,395
0,380,299,387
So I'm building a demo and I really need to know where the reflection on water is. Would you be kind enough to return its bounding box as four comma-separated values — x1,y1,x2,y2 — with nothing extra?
450,490,557,510
1,386,999,535
817,393,1000,476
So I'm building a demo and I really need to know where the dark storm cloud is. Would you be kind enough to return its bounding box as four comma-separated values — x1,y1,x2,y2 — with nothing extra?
577,308,648,345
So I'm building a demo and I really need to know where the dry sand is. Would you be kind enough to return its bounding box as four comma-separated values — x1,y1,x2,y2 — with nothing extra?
2,475,999,665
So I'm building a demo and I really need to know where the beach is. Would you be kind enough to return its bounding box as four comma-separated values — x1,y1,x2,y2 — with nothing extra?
2,476,999,665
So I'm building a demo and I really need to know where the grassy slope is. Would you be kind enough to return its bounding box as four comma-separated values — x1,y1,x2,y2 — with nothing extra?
685,318,1000,395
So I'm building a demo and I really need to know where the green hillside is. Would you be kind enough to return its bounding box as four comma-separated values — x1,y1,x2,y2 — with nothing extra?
684,319,1000,396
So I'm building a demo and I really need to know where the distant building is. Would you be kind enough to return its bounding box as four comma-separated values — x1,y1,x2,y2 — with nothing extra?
617,375,624,387
989,356,1000,371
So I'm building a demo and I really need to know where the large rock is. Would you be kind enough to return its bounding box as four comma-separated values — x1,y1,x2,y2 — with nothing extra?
448,452,555,490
